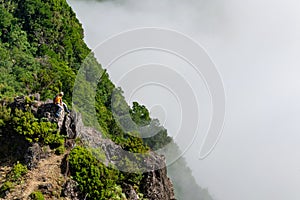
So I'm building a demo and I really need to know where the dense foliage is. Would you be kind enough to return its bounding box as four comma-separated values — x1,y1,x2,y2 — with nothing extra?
69,146,126,199
9,162,28,182
0,104,63,148
68,146,147,199
0,0,89,103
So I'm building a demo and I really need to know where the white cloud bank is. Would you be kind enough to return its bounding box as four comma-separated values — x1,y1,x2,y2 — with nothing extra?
67,0,300,199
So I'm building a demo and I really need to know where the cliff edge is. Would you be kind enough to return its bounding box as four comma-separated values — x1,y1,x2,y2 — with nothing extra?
0,95,175,200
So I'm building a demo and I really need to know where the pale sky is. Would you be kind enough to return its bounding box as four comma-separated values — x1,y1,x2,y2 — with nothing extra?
68,0,300,199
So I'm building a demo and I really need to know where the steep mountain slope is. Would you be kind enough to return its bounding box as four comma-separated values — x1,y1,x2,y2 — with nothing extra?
0,0,213,199
1,0,176,199
0,0,90,102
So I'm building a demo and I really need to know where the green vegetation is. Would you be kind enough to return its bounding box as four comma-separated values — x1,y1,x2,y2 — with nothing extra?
0,163,27,198
54,145,65,155
0,104,63,147
0,0,89,103
29,191,45,200
68,146,126,200
0,181,13,198
10,162,28,181
130,102,151,126
11,109,58,143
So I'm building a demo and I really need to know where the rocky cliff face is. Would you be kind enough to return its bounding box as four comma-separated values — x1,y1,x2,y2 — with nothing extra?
4,95,176,200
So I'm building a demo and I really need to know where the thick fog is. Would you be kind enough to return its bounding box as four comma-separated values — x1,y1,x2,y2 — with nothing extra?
67,0,300,199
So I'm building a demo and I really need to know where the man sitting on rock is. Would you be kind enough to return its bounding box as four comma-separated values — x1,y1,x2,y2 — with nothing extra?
54,92,70,117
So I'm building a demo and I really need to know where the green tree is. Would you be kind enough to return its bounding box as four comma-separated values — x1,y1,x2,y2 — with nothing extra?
130,102,151,126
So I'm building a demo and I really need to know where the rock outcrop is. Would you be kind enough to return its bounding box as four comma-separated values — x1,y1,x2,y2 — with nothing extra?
25,143,42,170
141,168,176,200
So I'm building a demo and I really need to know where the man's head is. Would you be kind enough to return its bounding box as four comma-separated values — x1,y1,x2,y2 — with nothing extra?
59,92,64,96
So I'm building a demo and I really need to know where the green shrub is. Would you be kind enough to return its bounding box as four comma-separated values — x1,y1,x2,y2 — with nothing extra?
44,132,64,149
29,191,44,200
10,162,27,181
11,109,59,145
121,133,149,154
0,105,11,127
24,96,32,104
0,181,13,197
69,146,126,200
55,145,65,155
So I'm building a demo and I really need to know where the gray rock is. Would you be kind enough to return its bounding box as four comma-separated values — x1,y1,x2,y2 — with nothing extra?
61,179,82,200
32,93,40,101
123,184,139,200
37,101,66,132
63,111,84,139
141,166,176,200
24,143,42,170
10,95,27,112
24,143,50,170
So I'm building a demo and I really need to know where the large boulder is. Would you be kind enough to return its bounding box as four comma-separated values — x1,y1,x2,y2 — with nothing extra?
62,111,84,139
37,100,65,131
24,143,42,170
24,143,51,170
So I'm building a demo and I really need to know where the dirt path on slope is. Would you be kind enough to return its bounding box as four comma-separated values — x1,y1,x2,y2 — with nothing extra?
4,152,68,200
